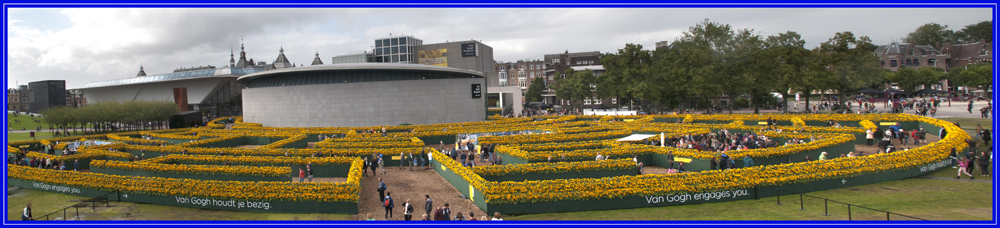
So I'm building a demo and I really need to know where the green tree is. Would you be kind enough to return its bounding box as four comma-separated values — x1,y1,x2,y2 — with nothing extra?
903,23,956,48
887,67,920,92
524,77,546,103
555,69,596,112
818,31,887,110
954,21,992,43
766,31,811,112
599,43,652,110
652,39,715,112
949,63,993,93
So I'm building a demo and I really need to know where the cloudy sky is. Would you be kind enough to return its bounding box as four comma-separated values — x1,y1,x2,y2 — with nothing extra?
7,7,992,89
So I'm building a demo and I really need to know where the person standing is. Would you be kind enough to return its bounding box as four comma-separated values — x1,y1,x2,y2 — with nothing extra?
976,124,985,140
377,178,387,203
399,151,406,170
442,203,452,220
865,128,874,146
370,156,378,176
384,192,394,220
298,168,305,183
491,212,503,221
378,153,385,175
968,100,974,113
403,199,414,221
307,162,314,182
742,156,754,168
983,129,992,146
424,195,434,219
73,159,79,172
362,157,370,176
979,152,991,177
819,152,828,161
22,203,32,221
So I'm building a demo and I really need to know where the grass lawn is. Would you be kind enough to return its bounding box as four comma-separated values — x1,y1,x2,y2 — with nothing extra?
7,188,353,221
6,113,93,132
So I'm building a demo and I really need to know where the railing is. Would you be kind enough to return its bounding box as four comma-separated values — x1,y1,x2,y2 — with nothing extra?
775,189,926,221
36,191,118,221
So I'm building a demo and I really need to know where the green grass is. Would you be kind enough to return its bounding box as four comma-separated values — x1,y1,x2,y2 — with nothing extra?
6,113,93,132
509,168,992,221
6,132,91,143
8,168,990,221
7,188,354,221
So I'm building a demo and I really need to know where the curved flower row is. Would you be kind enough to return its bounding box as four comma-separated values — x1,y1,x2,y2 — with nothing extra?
472,159,636,177
92,160,292,177
479,130,631,145
8,165,359,202
107,133,169,145
259,134,308,149
141,154,358,166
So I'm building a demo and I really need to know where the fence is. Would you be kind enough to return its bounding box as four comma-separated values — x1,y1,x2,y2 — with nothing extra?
36,191,118,221
774,189,926,221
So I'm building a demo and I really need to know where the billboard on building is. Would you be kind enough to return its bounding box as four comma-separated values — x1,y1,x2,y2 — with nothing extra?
418,49,448,67
461,43,478,57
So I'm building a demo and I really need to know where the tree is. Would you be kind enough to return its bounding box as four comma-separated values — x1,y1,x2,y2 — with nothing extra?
948,63,993,93
652,39,715,113
524,77,546,103
954,21,992,43
818,31,887,110
555,69,595,112
599,43,652,110
887,67,920,92
766,31,811,112
903,23,956,48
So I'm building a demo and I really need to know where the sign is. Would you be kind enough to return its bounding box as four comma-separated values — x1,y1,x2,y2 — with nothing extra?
758,121,768,125
472,84,482,98
461,43,477,57
417,49,448,67
674,157,693,163
879,122,897,126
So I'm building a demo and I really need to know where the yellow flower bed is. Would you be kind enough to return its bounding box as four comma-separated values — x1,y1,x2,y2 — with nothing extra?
510,140,607,152
791,117,806,127
142,154,357,166
142,130,201,140
472,159,636,176
259,134,308,149
479,130,631,145
8,165,359,202
107,133,169,145
92,160,292,177
860,120,878,131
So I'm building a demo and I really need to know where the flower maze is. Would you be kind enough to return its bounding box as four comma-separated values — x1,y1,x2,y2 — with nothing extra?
6,114,967,215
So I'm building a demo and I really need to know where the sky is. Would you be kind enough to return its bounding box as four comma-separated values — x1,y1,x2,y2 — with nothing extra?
6,7,993,89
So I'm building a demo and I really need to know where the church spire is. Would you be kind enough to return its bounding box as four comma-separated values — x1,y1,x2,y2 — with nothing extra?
136,65,147,77
311,51,324,65
229,46,236,66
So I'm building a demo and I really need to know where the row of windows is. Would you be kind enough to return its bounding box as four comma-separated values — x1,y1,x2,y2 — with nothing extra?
375,37,415,47
375,46,410,56
885,59,937,68
245,70,479,88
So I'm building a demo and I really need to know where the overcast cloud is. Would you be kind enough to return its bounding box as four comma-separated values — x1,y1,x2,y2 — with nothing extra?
6,7,993,89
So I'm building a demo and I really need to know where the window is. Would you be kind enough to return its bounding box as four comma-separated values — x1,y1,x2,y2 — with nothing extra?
391,47,399,54
392,55,399,62
589,60,594,64
400,54,408,62
519,80,527,88
913,59,919,66
391,38,399,46
376,40,383,47
382,39,390,47
400,46,407,53
561,74,566,79
928,59,936,67
890,60,897,67
908,50,914,56
612,97,617,104
583,98,591,105
400,38,407,45
576,61,581,64
530,72,535,78
594,97,602,104
905,59,911,66
552,59,559,64
529,65,533,70
518,71,526,79
500,81,507,87
499,72,507,80
981,49,988,55
383,47,390,55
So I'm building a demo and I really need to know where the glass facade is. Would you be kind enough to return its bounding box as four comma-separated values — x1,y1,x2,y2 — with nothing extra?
83,68,267,88
244,69,480,89
373,36,421,63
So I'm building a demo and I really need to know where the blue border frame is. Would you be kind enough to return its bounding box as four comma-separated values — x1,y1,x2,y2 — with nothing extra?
2,2,997,226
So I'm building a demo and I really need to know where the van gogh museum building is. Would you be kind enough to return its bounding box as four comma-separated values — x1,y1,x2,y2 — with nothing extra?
79,36,501,127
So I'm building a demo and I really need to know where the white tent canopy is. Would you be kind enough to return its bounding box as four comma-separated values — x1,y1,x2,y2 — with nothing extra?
617,134,657,142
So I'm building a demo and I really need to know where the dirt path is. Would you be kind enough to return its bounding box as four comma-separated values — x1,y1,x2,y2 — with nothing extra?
853,135,942,157
354,156,485,221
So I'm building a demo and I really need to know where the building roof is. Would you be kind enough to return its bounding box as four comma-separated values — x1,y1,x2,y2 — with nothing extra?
311,51,324,66
136,66,147,77
874,42,942,57
271,47,293,69
237,62,485,82
81,67,267,89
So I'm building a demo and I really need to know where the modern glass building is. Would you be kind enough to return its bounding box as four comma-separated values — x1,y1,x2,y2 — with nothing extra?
373,36,423,63
331,52,373,64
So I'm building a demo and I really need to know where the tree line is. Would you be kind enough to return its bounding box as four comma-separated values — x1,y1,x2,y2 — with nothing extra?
41,100,180,134
551,19,992,114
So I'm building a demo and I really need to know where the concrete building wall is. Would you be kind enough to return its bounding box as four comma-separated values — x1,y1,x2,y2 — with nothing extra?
80,77,235,106
242,78,486,127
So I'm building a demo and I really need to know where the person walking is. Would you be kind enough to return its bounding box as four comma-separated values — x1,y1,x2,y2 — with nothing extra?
22,203,32,221
377,178,387,203
403,199,414,221
983,129,992,146
362,157,370,177
424,195,433,219
399,152,406,170
968,101,974,113
958,157,975,179
383,192,394,220
378,153,385,175
976,124,985,140
370,156,378,176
